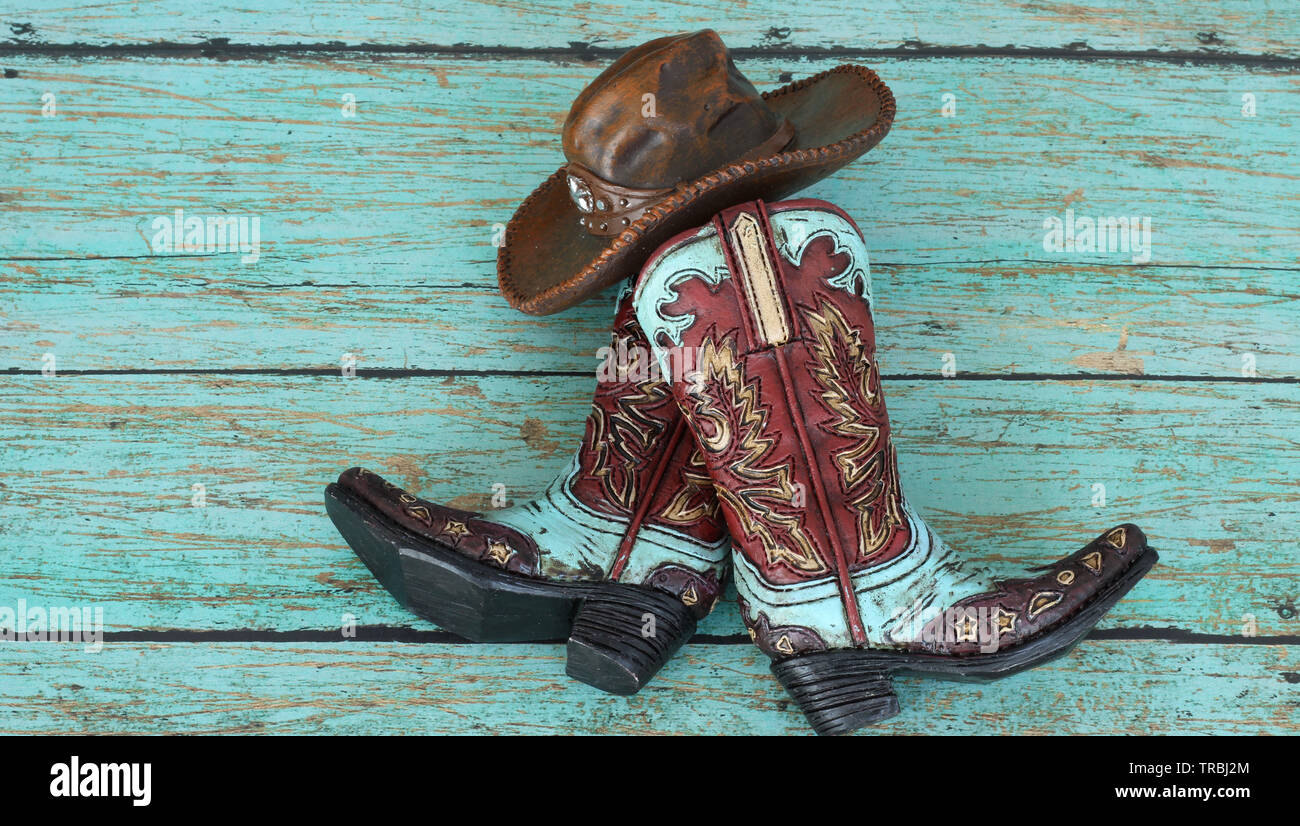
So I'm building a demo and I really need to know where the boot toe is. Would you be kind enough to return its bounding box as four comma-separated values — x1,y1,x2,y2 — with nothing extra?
916,523,1154,655
330,467,539,576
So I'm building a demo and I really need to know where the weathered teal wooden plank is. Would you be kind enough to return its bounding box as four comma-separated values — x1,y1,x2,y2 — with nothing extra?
0,640,1291,734
1,56,1295,270
0,375,1294,635
3,259,1295,377
0,0,1291,742
3,0,1296,56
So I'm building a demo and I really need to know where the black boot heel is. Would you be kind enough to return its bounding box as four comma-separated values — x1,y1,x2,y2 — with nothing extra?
772,651,900,735
566,584,696,696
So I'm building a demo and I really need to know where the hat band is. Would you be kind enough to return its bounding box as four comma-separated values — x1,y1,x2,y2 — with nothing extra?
566,119,796,237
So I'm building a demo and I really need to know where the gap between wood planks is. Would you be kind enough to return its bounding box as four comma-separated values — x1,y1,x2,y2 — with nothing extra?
2,41,1299,68
27,627,1300,645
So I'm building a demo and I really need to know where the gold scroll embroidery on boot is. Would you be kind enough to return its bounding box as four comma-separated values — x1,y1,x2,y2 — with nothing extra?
804,298,905,562
686,336,826,574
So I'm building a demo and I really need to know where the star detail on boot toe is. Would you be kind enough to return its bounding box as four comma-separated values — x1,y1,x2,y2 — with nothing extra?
1027,591,1064,619
995,607,1017,636
440,520,470,542
953,610,980,643
486,539,514,565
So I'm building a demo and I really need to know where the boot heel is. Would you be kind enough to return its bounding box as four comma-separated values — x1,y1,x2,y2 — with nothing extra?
566,584,696,696
772,651,900,735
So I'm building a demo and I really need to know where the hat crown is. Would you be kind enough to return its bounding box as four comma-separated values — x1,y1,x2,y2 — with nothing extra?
562,30,785,189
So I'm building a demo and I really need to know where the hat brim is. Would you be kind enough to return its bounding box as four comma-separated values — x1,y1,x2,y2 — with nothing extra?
497,64,896,316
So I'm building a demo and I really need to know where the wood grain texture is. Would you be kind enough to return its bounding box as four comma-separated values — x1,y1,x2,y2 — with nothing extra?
0,641,1292,735
2,1,1297,57
1,56,1295,378
0,1,1295,735
1,56,1296,268
3,259,1295,377
1,375,1295,636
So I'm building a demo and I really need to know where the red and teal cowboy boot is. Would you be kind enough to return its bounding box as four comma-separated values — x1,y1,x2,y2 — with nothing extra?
324,285,728,695
634,198,1158,733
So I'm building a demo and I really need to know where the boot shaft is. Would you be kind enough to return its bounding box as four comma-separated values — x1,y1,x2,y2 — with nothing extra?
570,285,725,548
634,199,912,596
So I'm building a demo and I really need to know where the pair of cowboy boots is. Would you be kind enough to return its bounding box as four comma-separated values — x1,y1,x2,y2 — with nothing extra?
326,198,1157,734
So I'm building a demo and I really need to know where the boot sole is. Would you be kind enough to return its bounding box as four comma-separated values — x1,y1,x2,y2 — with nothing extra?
324,483,695,695
773,545,1159,735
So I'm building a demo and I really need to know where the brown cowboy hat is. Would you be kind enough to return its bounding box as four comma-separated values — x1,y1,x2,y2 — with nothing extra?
496,30,896,315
